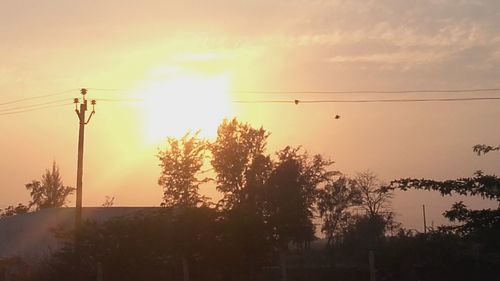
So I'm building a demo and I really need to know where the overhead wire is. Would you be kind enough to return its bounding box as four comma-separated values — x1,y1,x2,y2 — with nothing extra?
233,88,500,95
0,89,77,106
97,98,144,102
0,102,73,116
232,96,500,104
88,87,500,95
1,86,500,118
0,98,73,113
86,88,122,91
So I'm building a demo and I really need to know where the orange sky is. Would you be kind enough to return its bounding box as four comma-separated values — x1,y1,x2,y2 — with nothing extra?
1,0,499,231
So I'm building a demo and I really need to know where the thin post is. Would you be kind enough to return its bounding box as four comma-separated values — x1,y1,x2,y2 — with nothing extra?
74,88,96,232
369,250,376,281
422,204,427,234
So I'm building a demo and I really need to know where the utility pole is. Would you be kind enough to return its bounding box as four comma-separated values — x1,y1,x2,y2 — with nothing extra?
422,204,427,234
74,88,96,232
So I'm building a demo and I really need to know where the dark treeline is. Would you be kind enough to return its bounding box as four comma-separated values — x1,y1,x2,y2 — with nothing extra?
1,119,499,281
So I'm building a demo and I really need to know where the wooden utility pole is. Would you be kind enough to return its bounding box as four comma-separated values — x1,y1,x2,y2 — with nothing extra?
74,88,96,231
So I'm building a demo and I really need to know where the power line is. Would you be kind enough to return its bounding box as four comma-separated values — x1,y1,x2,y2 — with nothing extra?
233,88,500,95
233,96,500,104
3,95,495,117
88,87,500,95
86,88,122,92
96,96,500,104
2,89,500,117
0,103,72,116
0,89,76,106
97,98,144,102
0,98,71,113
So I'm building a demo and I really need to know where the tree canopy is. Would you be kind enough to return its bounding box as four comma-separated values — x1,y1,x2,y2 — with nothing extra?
391,171,500,201
0,203,29,219
158,132,209,207
210,118,270,208
25,162,75,210
7,119,500,281
317,176,361,246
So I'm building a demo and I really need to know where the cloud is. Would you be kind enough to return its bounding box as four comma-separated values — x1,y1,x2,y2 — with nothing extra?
265,0,500,72
1,0,499,87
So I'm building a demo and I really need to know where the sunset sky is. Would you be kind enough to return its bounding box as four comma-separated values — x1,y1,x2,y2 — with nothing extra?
1,0,499,231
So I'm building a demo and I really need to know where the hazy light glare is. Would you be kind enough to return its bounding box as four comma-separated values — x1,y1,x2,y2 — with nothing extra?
134,71,233,144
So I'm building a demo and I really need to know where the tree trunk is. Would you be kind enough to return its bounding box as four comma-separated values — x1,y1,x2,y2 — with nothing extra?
369,250,376,281
96,262,103,281
182,256,190,281
279,250,287,281
326,232,333,247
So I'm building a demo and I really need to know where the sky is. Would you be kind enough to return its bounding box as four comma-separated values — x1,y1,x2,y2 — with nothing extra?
0,0,499,232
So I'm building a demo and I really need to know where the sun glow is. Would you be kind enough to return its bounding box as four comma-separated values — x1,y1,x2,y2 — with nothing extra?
136,72,233,144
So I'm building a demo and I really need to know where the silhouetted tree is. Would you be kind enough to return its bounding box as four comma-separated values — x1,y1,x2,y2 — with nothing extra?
41,207,223,281
391,144,500,252
25,162,75,210
355,171,393,220
0,203,30,218
317,176,361,246
158,132,209,207
338,214,388,259
444,201,500,235
209,119,276,279
210,118,270,209
266,146,334,281
101,196,115,207
391,169,500,241
169,207,219,281
391,170,500,201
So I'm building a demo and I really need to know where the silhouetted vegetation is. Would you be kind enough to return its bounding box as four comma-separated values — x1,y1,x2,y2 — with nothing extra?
25,161,75,210
0,203,29,219
2,120,499,281
473,144,500,155
158,132,209,208
0,162,73,220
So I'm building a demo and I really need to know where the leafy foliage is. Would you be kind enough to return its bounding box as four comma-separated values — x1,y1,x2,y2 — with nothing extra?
210,118,270,208
266,146,334,249
473,144,500,155
158,132,209,207
442,202,500,251
0,203,29,219
11,118,500,281
39,207,275,281
101,196,115,207
317,176,361,246
389,146,500,254
390,170,500,201
336,214,389,259
25,162,75,210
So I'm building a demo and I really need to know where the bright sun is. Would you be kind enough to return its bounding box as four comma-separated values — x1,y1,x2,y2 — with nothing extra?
135,72,233,144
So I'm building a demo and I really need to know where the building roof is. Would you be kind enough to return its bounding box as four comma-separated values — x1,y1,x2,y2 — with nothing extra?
0,207,159,259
